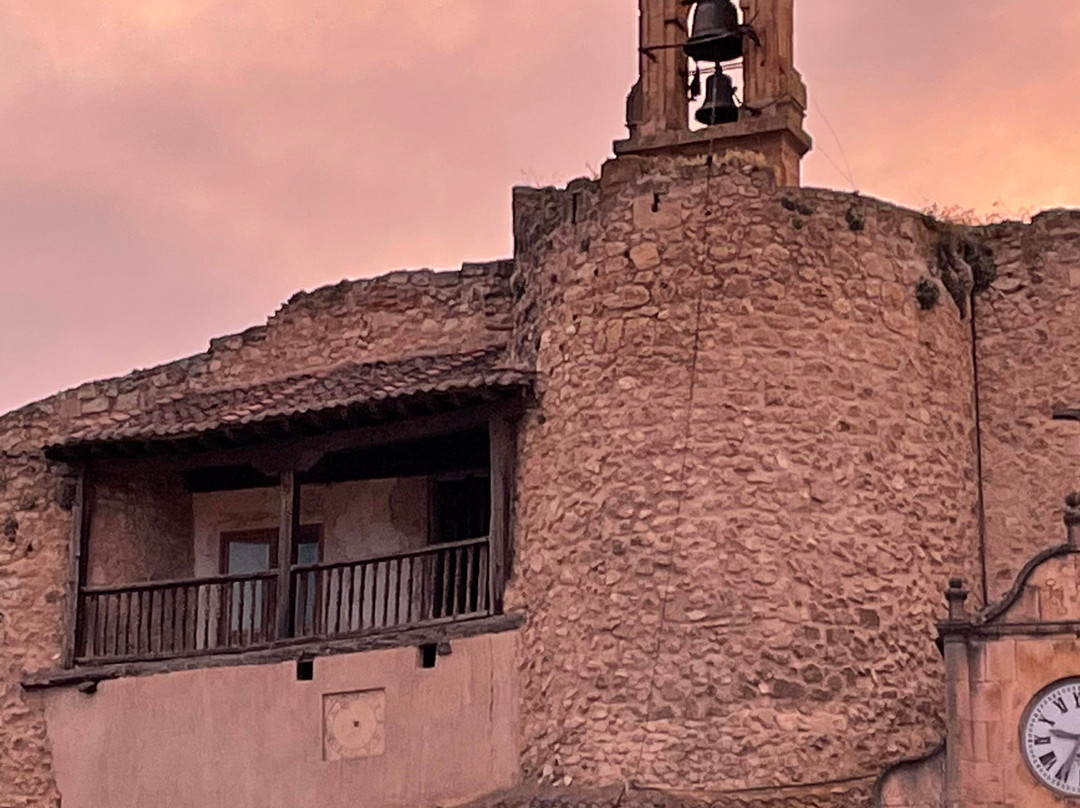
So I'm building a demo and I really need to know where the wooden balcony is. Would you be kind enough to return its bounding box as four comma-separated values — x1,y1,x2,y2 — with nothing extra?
76,538,492,664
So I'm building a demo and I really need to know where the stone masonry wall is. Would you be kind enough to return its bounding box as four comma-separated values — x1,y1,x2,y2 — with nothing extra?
85,465,194,587
0,453,69,807
0,261,512,807
976,214,1080,601
507,154,983,803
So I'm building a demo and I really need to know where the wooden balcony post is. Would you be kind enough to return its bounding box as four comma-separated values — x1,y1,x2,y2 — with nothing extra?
276,471,301,640
488,417,515,612
61,466,90,668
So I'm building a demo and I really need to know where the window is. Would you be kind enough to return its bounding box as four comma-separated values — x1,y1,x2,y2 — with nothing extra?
219,526,322,638
432,476,491,544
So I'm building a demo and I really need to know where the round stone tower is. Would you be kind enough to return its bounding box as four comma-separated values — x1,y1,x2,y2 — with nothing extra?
506,152,983,800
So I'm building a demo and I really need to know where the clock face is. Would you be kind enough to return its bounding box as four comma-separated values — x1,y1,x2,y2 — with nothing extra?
322,690,385,761
1023,679,1080,796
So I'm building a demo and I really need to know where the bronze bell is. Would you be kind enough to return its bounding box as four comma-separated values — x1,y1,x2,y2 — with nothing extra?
684,0,743,64
695,72,739,126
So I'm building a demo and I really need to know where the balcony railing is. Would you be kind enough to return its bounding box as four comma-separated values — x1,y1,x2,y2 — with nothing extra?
293,538,490,639
75,538,492,664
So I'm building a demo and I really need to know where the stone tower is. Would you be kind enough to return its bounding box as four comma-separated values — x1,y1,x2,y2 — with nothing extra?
616,0,812,186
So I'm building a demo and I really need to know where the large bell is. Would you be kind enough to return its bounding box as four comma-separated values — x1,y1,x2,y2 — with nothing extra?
684,0,743,64
695,72,739,126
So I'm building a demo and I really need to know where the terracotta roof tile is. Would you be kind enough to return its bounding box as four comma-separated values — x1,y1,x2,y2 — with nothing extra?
50,346,531,454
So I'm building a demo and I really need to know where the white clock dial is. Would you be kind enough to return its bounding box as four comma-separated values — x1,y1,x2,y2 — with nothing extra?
1023,679,1080,796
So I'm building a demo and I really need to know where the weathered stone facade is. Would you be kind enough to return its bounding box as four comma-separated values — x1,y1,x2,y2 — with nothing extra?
977,213,1080,600
508,155,982,794
0,155,1078,807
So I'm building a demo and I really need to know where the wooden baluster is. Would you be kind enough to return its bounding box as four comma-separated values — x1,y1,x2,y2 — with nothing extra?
381,560,392,630
464,545,476,614
357,562,368,632
98,594,107,659
164,588,174,653
453,547,465,618
157,589,166,654
295,570,307,637
386,557,395,626
198,585,207,650
192,586,200,651
239,579,249,646
333,568,344,636
121,591,131,657
420,554,429,623
261,579,272,642
254,580,264,643
112,592,122,657
442,548,452,619
221,580,231,649
406,557,415,625
320,569,329,636
344,566,355,634
81,594,93,659
142,591,151,661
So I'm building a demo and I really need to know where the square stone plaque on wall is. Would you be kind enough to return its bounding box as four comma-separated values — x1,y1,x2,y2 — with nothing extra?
322,689,386,761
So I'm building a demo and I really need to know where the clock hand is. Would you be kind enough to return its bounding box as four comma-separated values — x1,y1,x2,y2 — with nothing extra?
1051,729,1080,741
1058,738,1080,782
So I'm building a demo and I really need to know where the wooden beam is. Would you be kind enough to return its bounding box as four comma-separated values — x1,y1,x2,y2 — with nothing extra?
488,417,516,612
22,613,525,691
275,472,301,640
61,467,90,669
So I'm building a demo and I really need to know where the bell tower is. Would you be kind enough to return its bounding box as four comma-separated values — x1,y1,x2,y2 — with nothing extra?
615,0,812,187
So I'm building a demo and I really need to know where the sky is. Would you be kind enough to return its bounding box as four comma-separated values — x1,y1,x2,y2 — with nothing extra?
1,0,1079,414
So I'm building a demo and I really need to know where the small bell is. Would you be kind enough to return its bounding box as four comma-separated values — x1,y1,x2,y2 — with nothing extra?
684,0,743,64
695,72,739,126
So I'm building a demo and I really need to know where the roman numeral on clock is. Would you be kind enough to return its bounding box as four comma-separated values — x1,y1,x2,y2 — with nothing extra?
1034,736,1052,745
1041,751,1058,768
1054,697,1069,714
1037,715,1057,727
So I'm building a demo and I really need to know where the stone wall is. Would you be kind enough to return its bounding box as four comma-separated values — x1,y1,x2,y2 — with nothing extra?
977,213,1080,600
507,154,983,799
86,464,194,587
0,452,67,807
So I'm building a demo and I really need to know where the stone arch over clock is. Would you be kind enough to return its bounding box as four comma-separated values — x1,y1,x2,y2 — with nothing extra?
931,494,1080,807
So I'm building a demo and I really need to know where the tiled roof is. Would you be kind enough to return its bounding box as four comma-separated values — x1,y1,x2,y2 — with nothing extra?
48,347,531,456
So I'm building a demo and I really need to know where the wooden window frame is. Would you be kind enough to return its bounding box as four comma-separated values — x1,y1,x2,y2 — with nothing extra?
218,525,324,575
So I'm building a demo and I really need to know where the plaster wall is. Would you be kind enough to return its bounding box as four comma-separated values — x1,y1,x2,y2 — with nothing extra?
509,155,983,798
42,631,521,808
191,478,430,576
